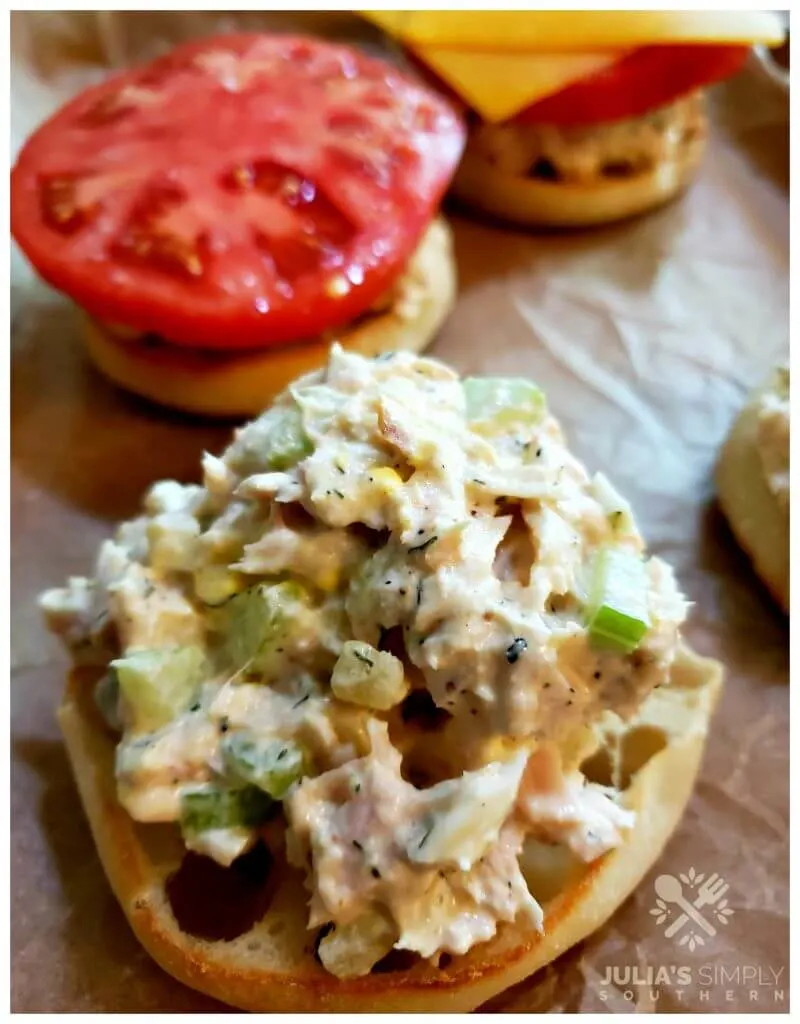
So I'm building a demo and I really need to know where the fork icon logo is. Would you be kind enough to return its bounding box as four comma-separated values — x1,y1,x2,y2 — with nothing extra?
650,868,734,952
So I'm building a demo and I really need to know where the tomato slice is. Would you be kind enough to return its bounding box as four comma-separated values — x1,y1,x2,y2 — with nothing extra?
515,44,749,126
11,34,465,349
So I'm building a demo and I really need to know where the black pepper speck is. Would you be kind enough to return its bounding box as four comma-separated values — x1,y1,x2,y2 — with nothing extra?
505,638,528,664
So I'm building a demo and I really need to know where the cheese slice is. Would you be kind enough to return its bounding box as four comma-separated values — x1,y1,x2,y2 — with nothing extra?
413,47,626,123
363,11,785,52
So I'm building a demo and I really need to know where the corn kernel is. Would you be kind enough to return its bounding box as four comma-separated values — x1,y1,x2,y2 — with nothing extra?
314,566,340,593
194,565,243,606
370,467,402,491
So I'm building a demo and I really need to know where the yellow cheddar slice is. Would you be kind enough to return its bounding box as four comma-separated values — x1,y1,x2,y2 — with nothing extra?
363,11,785,52
413,47,626,123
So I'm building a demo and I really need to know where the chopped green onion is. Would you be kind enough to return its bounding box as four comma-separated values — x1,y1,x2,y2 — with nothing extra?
585,547,650,654
463,377,546,433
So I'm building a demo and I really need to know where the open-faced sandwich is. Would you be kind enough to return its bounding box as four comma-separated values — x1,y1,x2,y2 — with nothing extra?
717,364,789,613
11,33,464,417
40,347,722,1010
365,10,785,227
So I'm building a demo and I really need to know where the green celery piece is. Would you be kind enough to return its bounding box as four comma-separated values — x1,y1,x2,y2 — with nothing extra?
225,581,310,672
586,547,650,654
112,645,206,731
232,402,313,476
221,733,307,799
180,784,273,834
463,377,546,431
265,405,313,471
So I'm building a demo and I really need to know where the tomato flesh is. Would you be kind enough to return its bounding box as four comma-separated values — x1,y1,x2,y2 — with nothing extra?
515,45,749,126
11,34,465,349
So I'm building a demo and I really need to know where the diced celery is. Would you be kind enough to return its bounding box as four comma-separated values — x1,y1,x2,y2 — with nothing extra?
331,641,408,710
265,404,313,470
463,377,546,433
585,547,650,653
233,404,313,475
225,581,312,673
112,645,207,731
179,783,273,834
221,733,308,799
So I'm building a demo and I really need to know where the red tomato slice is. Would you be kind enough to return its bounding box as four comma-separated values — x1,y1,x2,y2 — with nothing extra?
516,45,749,126
11,34,465,349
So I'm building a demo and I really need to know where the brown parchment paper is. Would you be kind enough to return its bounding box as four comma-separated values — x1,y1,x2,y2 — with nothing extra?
10,11,789,1014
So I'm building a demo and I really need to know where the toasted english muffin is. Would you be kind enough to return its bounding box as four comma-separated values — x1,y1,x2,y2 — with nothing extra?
451,99,707,229
717,371,790,613
59,645,721,1012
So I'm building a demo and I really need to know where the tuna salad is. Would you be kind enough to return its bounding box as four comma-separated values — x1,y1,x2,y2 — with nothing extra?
40,345,688,976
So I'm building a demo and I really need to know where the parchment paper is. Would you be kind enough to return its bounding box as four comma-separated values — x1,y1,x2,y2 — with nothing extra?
10,11,789,1014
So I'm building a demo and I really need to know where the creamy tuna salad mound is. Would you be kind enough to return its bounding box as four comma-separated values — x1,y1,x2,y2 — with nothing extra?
41,345,688,976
